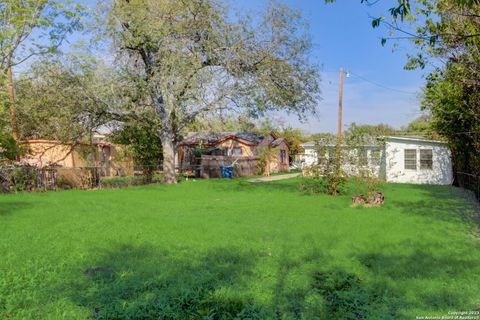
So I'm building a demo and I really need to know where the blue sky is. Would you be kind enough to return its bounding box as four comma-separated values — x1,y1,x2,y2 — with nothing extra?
227,0,429,133
67,0,428,134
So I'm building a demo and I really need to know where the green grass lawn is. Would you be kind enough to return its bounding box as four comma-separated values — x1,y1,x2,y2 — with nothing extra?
1,178,479,319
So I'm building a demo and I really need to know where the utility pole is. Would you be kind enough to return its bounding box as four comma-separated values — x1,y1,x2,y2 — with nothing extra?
6,66,18,141
337,67,344,146
335,67,344,175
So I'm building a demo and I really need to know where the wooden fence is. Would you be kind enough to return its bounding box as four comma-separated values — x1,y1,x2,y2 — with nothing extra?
200,155,259,178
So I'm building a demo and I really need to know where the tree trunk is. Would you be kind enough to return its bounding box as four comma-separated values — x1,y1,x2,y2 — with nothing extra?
161,134,177,184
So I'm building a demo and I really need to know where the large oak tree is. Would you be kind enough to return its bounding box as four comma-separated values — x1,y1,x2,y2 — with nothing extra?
107,0,321,183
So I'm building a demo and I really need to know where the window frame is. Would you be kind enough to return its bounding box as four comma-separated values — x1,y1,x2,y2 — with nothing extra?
357,147,368,166
419,149,433,170
404,149,417,170
280,149,287,163
370,149,381,166
317,149,328,166
223,147,242,157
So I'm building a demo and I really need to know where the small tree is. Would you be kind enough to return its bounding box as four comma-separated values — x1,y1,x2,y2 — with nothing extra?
111,119,163,183
314,141,346,196
0,0,83,140
342,125,385,199
257,146,278,177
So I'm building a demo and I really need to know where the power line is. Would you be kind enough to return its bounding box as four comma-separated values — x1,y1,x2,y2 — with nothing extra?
321,68,419,95
347,71,419,95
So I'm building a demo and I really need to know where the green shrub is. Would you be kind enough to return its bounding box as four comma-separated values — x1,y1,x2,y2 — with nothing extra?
8,167,38,192
299,176,327,194
324,171,347,196
100,174,163,188
100,176,144,188
299,173,346,196
348,176,383,198
56,168,94,189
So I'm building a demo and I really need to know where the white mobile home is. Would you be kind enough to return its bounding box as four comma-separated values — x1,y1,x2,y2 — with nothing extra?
383,136,453,185
298,136,453,185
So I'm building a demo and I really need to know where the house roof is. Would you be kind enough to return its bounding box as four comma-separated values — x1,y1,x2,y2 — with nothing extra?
179,132,265,147
382,135,448,145
19,139,112,147
301,135,448,149
270,137,287,147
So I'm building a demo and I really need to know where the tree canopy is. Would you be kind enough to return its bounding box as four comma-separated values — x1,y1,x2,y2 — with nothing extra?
107,0,321,183
15,54,113,142
326,0,480,175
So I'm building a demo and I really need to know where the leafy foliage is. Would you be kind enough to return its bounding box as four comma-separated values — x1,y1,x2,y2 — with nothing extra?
327,0,480,175
0,0,84,121
0,0,83,70
15,54,114,142
422,63,480,174
0,133,22,162
111,120,163,182
106,0,321,183
100,175,163,189
256,146,278,176
0,164,38,192
301,157,347,196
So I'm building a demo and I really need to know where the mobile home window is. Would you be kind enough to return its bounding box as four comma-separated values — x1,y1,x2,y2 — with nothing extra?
358,148,368,166
317,149,328,165
370,149,381,166
420,149,433,170
404,149,417,170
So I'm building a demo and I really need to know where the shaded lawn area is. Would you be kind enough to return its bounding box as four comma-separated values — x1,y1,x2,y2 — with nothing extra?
0,178,479,319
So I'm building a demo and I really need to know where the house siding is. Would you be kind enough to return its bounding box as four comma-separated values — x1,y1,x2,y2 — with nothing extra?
384,139,453,185
216,139,256,156
299,137,453,185
19,140,134,176
177,132,290,177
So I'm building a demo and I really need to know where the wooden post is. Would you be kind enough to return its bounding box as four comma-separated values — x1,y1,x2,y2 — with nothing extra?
6,66,18,141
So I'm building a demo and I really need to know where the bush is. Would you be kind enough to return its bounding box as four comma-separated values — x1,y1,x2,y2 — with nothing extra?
100,174,163,188
57,168,98,189
0,165,38,192
100,176,144,188
324,171,347,196
299,176,327,194
348,176,383,198
7,167,38,192
299,172,347,196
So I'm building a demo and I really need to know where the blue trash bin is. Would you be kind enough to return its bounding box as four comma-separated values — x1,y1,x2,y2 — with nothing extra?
220,166,233,179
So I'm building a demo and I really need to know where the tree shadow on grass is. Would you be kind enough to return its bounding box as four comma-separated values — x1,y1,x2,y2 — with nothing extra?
357,241,480,313
0,201,31,216
62,243,403,319
65,243,265,319
208,178,303,194
60,241,477,319
388,184,480,227
264,247,400,320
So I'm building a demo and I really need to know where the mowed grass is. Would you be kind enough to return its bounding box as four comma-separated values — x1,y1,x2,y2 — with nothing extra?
1,178,480,319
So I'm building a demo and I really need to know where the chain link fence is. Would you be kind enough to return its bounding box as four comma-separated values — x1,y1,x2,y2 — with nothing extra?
455,172,480,201
0,165,176,192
